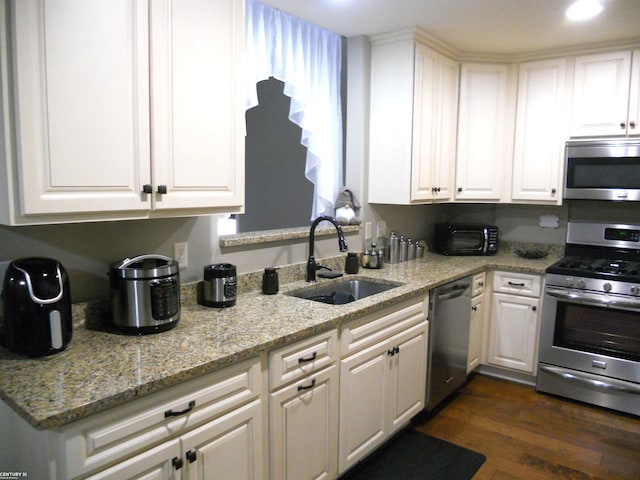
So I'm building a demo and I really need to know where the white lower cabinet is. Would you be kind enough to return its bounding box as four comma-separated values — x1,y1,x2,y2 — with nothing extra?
467,272,487,373
85,399,262,480
268,330,339,480
487,271,542,374
338,299,428,474
0,357,266,480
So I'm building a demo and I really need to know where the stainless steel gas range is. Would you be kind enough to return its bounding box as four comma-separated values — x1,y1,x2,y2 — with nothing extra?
537,222,640,416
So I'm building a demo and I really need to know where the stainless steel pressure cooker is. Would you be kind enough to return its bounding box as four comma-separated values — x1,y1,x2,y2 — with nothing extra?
109,254,180,334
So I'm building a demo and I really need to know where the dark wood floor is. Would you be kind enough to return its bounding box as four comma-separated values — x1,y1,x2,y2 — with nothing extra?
413,374,640,480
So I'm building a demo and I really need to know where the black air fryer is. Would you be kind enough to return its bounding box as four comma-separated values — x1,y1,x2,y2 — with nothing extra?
1,257,72,357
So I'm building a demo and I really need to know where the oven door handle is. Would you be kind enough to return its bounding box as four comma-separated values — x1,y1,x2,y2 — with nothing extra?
539,365,640,395
545,286,640,309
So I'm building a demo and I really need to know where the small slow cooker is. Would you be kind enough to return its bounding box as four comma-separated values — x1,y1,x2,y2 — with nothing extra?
200,263,237,308
109,254,180,334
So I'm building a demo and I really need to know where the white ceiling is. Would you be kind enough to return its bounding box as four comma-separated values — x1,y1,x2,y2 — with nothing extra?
259,0,640,55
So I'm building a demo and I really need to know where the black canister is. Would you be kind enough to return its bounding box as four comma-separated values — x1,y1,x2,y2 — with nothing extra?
262,268,279,295
345,252,359,274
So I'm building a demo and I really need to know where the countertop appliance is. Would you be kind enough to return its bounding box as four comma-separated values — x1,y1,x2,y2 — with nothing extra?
426,275,472,410
1,257,72,357
200,263,237,308
109,254,180,334
537,222,640,416
564,138,640,201
433,223,498,256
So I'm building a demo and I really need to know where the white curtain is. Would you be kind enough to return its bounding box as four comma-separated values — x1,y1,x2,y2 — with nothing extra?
246,0,343,220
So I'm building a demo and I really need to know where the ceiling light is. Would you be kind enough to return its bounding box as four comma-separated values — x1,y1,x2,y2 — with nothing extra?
565,0,604,21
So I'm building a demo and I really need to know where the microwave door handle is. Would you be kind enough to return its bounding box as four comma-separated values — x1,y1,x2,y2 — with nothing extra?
483,229,489,254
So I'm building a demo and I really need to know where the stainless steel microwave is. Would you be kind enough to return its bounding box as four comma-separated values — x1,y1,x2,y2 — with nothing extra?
564,139,640,201
433,223,498,256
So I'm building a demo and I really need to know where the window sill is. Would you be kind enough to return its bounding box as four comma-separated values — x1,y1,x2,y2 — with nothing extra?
219,225,361,248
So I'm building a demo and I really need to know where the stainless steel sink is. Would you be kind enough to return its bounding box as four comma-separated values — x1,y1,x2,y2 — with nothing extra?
288,278,402,305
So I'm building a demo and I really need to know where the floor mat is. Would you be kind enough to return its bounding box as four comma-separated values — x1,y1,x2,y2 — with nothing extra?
341,429,486,480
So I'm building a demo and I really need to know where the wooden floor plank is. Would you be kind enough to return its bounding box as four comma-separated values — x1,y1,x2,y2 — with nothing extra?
414,374,640,480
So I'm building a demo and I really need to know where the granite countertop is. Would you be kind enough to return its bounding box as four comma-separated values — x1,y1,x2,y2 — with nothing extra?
0,246,562,430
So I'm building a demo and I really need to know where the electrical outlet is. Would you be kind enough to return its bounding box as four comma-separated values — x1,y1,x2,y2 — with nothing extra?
173,242,188,269
377,221,387,239
364,222,372,240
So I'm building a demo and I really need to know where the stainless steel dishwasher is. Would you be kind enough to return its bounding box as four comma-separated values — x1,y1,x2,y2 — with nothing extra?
426,275,472,410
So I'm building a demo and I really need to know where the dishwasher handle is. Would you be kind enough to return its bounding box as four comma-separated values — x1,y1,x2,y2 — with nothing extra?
436,282,471,301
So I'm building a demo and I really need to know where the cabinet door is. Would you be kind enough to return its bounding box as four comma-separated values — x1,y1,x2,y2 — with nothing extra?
456,63,509,201
488,293,540,373
629,49,640,136
570,50,632,137
512,58,567,203
181,399,265,480
11,0,151,216
338,341,389,473
467,293,485,373
150,0,244,212
411,44,439,202
434,54,459,201
412,47,457,202
84,439,181,480
269,366,338,480
387,321,428,434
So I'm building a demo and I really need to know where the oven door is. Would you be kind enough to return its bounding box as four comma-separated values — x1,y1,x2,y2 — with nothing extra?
539,286,640,383
538,286,640,415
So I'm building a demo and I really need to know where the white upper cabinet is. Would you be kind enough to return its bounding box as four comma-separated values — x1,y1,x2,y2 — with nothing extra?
0,0,244,225
570,50,639,137
511,58,569,204
368,31,458,205
456,63,512,201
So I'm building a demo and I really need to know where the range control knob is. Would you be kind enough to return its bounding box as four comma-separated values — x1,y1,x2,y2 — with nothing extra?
564,277,574,287
576,279,586,289
631,285,640,295
603,282,613,292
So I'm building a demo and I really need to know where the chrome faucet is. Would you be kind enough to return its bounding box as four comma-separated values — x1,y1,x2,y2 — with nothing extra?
306,216,348,282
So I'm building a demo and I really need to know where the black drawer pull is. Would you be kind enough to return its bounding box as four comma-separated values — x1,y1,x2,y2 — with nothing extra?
186,450,197,463
172,457,184,470
508,281,525,287
472,305,478,311
157,184,168,194
142,184,153,194
298,351,317,363
298,379,316,391
165,400,196,418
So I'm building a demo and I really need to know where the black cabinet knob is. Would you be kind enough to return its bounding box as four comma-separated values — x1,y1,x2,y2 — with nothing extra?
457,187,462,193
157,185,168,194
551,188,557,194
142,184,153,194
620,122,626,129
630,121,636,129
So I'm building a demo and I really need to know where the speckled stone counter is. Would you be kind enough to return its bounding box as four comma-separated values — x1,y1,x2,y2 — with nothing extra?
0,245,562,430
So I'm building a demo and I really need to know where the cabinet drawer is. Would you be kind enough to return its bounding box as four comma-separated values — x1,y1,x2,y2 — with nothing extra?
492,271,541,297
269,329,338,391
340,297,426,358
62,357,263,479
472,272,486,297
